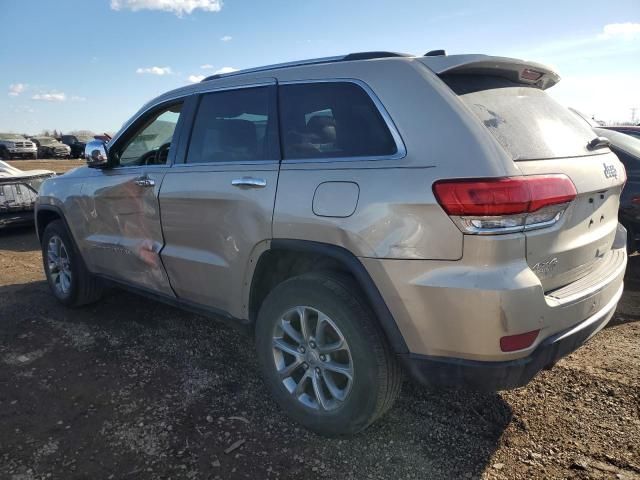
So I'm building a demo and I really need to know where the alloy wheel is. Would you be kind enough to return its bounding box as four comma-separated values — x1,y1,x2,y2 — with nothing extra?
272,306,354,411
47,235,72,296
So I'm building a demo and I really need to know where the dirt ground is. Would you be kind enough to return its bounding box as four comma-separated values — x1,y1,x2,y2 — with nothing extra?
0,160,639,479
7,159,85,175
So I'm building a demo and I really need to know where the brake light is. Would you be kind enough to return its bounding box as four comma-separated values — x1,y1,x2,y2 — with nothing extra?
433,175,577,235
521,68,543,81
500,330,540,352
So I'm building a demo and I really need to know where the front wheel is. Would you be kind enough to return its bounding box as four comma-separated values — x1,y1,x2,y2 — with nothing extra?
41,220,104,307
255,272,402,436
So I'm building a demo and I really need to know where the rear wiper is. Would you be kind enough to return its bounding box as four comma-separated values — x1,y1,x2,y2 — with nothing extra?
587,136,611,150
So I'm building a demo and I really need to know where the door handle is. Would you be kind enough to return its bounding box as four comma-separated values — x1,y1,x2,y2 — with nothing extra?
231,177,267,188
134,176,155,187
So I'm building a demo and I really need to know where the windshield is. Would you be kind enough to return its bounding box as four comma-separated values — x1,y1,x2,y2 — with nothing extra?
34,137,58,145
0,133,25,141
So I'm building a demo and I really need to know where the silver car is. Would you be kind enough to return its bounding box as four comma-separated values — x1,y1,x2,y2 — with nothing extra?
35,51,627,436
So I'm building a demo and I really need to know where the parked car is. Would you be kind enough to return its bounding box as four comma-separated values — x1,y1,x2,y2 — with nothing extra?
1,160,55,228
0,133,37,160
591,128,640,253
60,134,96,158
31,137,71,159
570,109,640,253
600,125,640,140
35,51,627,436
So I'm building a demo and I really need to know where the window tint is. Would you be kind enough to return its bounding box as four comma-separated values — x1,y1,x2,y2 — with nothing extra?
279,82,397,160
186,87,276,163
625,131,640,140
441,74,597,161
610,147,637,171
117,103,182,167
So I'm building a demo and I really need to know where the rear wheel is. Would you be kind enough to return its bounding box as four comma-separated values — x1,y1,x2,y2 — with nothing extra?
255,272,402,436
41,220,103,307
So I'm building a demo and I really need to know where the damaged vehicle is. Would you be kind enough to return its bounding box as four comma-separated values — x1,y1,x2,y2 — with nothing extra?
0,133,38,160
1,160,55,228
31,137,71,159
35,51,627,436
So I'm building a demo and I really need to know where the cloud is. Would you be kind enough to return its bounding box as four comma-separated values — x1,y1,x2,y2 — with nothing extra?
110,0,223,16
32,92,66,102
599,22,640,40
188,74,205,83
213,66,237,75
8,83,26,97
136,66,173,75
220,35,232,42
200,64,214,69
12,105,35,114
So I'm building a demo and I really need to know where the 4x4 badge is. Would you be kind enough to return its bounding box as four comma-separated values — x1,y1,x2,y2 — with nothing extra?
603,163,618,179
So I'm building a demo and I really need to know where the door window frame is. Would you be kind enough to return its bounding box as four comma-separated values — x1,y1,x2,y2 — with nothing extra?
106,97,193,170
177,80,280,167
277,78,407,164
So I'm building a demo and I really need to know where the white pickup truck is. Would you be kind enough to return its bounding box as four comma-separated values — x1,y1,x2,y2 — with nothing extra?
0,133,38,160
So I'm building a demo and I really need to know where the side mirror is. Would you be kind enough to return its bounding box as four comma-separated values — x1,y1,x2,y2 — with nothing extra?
85,140,109,168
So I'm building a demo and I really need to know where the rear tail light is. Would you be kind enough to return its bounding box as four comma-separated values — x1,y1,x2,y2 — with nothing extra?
500,330,540,352
433,175,577,235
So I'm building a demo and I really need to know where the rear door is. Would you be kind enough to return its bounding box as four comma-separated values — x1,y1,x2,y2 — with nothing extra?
158,81,280,316
442,74,625,291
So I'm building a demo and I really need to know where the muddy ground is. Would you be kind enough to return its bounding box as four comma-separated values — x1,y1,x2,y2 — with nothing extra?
0,160,638,479
6,159,85,175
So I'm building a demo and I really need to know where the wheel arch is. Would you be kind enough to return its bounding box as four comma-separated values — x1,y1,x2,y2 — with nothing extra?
36,205,69,243
248,239,409,354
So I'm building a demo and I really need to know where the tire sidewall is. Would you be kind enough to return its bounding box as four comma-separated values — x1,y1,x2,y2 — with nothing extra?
41,221,80,306
255,274,385,436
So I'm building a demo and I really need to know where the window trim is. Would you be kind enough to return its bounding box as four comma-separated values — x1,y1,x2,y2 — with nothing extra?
107,80,277,169
181,83,280,167
278,78,407,164
107,98,186,170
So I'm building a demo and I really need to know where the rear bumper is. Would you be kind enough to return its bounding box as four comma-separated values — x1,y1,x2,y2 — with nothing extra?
398,283,622,390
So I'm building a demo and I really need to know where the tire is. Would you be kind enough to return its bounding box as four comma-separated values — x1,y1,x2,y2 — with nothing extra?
255,271,402,436
41,219,104,307
32,152,37,160
1,148,11,160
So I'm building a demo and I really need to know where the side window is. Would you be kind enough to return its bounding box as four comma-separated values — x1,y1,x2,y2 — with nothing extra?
611,147,639,172
279,82,397,160
116,102,183,167
186,87,276,163
627,132,640,140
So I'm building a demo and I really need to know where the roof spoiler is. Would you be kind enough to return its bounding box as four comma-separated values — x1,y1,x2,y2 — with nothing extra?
418,54,560,90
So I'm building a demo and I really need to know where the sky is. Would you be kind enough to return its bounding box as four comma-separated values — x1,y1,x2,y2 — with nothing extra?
0,0,639,134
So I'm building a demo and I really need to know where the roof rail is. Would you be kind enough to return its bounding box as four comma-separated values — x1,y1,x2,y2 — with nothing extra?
201,51,412,82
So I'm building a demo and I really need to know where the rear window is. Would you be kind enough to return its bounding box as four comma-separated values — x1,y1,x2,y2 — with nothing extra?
441,75,598,161
279,82,397,160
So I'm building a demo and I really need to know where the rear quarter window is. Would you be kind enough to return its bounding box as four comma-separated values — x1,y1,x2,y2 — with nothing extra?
279,82,397,160
441,74,599,161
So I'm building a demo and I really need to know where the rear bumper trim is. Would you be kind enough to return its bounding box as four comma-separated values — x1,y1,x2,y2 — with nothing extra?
399,283,623,391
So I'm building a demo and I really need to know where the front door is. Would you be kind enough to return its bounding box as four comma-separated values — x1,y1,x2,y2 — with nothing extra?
159,83,280,316
80,101,185,295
